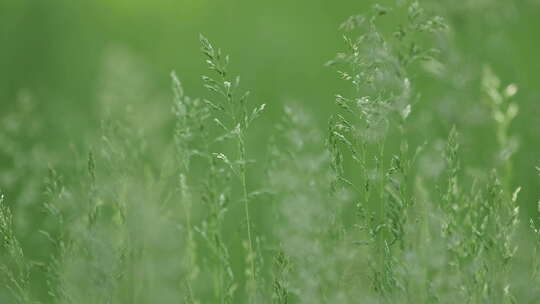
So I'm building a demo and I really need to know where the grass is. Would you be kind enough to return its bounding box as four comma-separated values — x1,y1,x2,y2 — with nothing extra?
1,1,539,303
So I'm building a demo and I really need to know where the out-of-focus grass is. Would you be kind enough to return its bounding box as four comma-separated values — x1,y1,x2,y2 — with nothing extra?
1,0,540,303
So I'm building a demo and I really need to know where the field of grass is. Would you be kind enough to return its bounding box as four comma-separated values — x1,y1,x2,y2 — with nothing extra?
1,0,540,303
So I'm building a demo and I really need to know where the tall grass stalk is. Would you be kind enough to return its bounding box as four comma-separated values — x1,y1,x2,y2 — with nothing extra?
0,192,32,304
199,34,265,302
171,71,203,303
327,1,446,300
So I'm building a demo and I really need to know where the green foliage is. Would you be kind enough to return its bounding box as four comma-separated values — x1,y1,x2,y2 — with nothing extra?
1,1,539,303
0,193,32,304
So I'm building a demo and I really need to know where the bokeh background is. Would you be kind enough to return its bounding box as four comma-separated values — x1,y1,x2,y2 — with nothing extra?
2,0,539,209
1,0,540,301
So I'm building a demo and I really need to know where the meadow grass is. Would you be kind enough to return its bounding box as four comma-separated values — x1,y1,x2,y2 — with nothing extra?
1,1,539,303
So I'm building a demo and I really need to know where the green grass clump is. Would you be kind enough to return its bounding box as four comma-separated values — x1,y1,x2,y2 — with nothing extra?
1,1,539,303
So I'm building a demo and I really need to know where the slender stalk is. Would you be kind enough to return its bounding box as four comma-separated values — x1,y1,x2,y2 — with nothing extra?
199,34,262,301
239,134,257,296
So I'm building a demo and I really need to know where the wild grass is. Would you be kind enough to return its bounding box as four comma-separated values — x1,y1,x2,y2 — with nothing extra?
1,1,539,303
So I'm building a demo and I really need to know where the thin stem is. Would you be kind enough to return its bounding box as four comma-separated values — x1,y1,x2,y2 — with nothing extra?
239,132,257,299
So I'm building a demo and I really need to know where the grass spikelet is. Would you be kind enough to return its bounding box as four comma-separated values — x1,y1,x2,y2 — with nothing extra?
0,192,32,304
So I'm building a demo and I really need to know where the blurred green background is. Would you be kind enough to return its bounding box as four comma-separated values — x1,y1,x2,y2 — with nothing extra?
1,0,540,302
1,0,539,210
